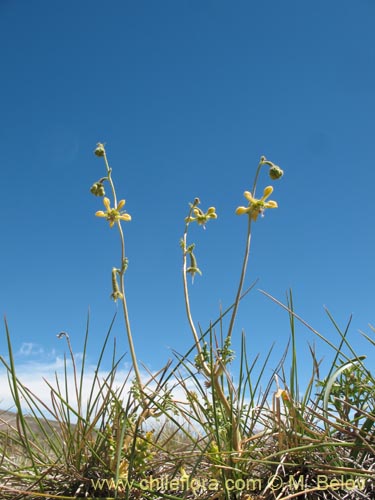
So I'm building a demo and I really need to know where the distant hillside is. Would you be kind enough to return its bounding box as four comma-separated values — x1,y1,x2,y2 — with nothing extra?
0,409,18,430
0,408,61,436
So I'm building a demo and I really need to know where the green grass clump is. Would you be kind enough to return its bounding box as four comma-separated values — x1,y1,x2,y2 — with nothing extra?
1,145,374,500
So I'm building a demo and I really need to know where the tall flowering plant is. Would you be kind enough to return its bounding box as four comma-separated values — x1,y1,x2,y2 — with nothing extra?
181,155,283,458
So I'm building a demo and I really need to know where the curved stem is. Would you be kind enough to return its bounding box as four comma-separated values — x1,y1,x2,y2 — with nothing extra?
102,151,118,207
251,158,265,198
182,220,211,377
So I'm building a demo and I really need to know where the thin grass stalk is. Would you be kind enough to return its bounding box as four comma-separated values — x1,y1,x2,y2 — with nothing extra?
322,312,353,390
78,314,90,416
3,319,40,480
287,290,299,402
0,364,65,461
84,314,118,420
361,325,375,347
242,336,276,410
303,345,321,412
239,339,277,437
260,290,358,362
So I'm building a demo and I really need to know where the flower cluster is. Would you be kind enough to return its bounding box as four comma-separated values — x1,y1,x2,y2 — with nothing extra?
90,181,105,197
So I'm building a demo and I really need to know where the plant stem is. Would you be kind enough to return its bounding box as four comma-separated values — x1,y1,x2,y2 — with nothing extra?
102,149,144,403
225,216,252,342
225,157,264,343
182,215,211,377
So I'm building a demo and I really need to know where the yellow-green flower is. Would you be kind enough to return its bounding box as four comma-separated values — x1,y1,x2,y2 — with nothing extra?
95,197,131,227
236,186,278,221
186,265,202,282
185,206,217,227
186,250,202,283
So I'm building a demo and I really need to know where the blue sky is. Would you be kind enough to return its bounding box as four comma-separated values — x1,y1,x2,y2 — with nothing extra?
1,0,375,409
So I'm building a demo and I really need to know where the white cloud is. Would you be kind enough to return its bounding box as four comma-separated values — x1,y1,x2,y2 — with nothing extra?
18,342,44,356
0,359,124,416
0,353,196,423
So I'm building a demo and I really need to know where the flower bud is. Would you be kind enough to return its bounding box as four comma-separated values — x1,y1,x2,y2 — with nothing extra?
186,251,202,282
111,268,123,302
269,165,284,180
94,143,105,157
90,181,105,196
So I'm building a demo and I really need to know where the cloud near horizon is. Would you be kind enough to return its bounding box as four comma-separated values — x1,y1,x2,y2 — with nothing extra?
0,349,195,421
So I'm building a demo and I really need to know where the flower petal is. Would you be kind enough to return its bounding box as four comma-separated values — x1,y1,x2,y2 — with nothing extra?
117,199,126,210
95,211,106,217
103,197,111,211
265,201,278,208
193,207,203,217
119,214,131,222
243,191,255,203
235,206,249,215
262,186,274,200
